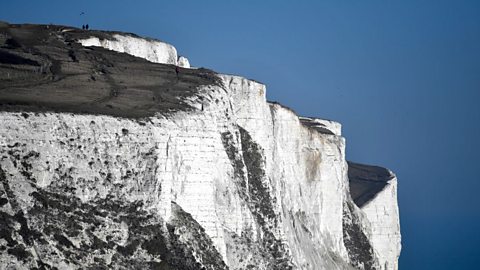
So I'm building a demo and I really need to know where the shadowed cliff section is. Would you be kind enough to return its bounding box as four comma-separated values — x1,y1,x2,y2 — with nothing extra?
0,162,228,269
220,127,293,270
348,161,395,208
0,22,220,118
343,200,379,270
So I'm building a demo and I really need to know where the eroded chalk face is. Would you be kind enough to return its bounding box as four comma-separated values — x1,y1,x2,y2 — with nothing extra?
0,22,400,270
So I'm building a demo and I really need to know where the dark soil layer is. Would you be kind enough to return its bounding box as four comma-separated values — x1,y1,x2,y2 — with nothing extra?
0,22,220,118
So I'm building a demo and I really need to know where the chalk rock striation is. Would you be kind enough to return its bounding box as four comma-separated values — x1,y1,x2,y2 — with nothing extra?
0,22,400,269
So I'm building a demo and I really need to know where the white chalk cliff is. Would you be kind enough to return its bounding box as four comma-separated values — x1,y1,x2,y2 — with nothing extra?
79,34,190,67
0,23,400,269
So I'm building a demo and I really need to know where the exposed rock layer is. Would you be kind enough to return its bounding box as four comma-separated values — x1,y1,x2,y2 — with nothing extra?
0,22,401,270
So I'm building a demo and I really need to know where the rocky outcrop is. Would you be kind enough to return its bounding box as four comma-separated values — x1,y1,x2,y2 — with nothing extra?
0,22,400,269
177,56,190,68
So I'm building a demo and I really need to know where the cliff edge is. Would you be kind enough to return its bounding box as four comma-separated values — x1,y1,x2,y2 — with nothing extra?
0,22,400,270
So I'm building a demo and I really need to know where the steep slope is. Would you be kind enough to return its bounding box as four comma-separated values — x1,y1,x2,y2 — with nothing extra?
0,22,400,270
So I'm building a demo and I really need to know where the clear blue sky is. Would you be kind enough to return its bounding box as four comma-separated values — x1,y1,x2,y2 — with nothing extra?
2,1,480,269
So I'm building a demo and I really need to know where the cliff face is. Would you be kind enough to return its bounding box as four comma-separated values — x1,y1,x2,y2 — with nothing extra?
0,22,400,269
